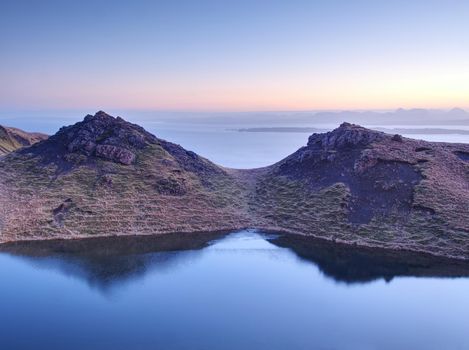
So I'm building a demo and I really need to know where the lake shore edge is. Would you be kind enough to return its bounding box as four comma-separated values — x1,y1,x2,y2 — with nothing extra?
2,225,469,264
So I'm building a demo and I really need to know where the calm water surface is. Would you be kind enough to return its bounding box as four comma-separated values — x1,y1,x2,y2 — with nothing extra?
1,230,469,350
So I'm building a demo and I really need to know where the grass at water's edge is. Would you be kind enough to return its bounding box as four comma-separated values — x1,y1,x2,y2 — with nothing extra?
1,225,469,264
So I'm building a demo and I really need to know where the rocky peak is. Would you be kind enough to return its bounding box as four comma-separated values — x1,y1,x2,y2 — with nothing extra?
307,122,385,150
52,111,158,165
84,110,113,121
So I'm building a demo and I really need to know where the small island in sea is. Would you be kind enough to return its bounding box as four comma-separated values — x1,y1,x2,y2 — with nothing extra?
237,126,469,135
1,111,468,261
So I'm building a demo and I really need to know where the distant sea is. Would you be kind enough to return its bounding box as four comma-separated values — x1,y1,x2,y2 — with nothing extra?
150,123,469,168
1,111,468,168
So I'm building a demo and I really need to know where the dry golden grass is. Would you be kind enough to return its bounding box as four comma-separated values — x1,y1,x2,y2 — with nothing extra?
1,121,468,260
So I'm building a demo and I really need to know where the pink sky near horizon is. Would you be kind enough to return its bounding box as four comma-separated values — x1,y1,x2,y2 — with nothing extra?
1,1,469,112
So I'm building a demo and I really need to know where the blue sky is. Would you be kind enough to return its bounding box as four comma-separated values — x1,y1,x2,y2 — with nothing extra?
1,0,468,111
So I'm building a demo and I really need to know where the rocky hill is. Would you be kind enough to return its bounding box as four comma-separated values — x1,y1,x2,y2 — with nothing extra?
252,123,469,259
0,125,47,155
0,111,249,241
0,113,468,260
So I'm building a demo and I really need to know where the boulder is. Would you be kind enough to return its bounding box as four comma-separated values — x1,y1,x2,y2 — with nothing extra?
95,144,136,165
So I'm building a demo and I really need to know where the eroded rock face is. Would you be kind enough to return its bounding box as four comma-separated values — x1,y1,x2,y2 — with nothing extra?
60,111,157,164
307,122,385,150
277,122,421,224
95,145,136,165
24,111,158,166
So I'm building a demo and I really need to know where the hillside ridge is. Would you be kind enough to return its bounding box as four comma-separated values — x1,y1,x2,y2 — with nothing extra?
0,125,47,156
1,112,468,260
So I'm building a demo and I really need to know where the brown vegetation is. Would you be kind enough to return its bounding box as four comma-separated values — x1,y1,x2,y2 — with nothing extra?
0,125,47,155
0,114,468,260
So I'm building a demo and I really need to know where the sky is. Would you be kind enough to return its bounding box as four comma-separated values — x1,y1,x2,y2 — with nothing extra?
1,0,469,112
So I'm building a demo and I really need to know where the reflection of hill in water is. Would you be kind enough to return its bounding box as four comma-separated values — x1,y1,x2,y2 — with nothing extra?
0,232,225,292
269,235,469,284
2,231,469,289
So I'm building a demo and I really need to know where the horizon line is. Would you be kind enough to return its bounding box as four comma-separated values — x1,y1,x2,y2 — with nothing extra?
0,106,468,115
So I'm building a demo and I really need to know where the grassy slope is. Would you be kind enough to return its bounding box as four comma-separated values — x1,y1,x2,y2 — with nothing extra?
0,125,47,156
0,121,468,260
251,136,469,259
0,143,251,242
0,127,22,155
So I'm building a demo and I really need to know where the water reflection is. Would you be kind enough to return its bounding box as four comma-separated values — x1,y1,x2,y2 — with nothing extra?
2,231,469,350
269,234,469,283
1,231,469,291
0,232,225,292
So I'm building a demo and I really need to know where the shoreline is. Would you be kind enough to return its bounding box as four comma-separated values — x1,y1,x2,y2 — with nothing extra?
1,225,468,264
1,116,468,266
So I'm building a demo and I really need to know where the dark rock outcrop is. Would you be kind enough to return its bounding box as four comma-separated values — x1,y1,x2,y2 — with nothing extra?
307,122,385,150
31,110,157,166
20,111,225,176
276,123,422,223
95,144,136,165
253,121,469,259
